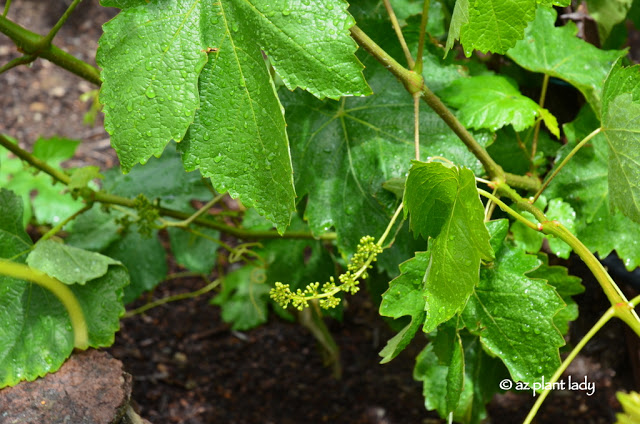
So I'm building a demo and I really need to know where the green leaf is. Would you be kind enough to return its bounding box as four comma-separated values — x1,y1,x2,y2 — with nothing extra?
65,205,121,252
0,189,127,388
586,0,633,42
379,251,430,363
68,166,102,191
31,136,80,166
98,1,369,230
546,104,640,270
281,52,487,271
601,61,640,224
97,1,210,170
486,127,561,175
462,220,565,386
432,322,465,413
178,38,295,232
445,0,470,55
459,0,537,55
404,162,493,332
103,227,167,304
100,0,148,7
211,266,271,331
0,189,31,259
103,143,211,213
507,7,626,117
26,240,120,285
167,227,219,274
439,75,559,135
527,253,583,334
0,137,85,226
415,333,507,424
545,198,576,258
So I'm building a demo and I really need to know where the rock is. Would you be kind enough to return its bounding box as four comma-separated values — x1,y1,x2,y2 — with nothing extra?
0,349,150,424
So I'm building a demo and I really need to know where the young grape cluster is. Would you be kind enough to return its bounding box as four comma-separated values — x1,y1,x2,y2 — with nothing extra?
270,235,383,310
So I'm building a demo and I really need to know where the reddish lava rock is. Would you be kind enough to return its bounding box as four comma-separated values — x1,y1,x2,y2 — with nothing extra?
0,349,145,424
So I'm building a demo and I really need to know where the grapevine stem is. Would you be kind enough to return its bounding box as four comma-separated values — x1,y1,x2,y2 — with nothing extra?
522,304,617,424
0,54,36,74
0,134,335,242
0,260,89,349
531,73,550,165
523,294,640,424
124,278,221,317
541,222,640,335
413,0,430,74
2,0,11,17
492,180,640,334
382,0,414,69
40,0,83,48
160,193,225,228
349,25,542,192
377,202,405,248
0,15,101,85
414,93,420,160
39,205,93,243
532,127,601,203
477,189,539,231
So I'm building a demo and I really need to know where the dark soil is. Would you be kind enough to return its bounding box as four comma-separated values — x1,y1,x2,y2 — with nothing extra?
1,1,639,423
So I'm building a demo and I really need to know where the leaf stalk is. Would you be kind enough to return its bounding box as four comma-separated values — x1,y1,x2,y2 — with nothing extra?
532,127,602,203
382,0,414,69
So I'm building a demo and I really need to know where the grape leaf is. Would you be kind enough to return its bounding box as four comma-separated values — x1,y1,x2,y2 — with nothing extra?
98,0,371,231
212,266,271,331
102,144,211,213
507,7,626,117
167,227,219,274
66,206,121,252
0,189,30,260
26,240,120,285
69,146,223,301
458,0,537,55
415,333,508,424
462,220,565,386
97,0,210,169
281,51,488,271
104,226,167,304
601,61,640,224
528,253,583,334
0,189,128,388
586,0,633,42
545,198,576,259
486,127,561,175
438,75,559,136
445,0,470,55
177,34,295,231
67,166,102,192
404,162,493,332
546,105,640,270
432,322,465,413
379,251,429,363
0,136,85,226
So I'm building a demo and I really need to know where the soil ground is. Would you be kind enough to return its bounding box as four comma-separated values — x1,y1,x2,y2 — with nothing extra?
1,1,639,423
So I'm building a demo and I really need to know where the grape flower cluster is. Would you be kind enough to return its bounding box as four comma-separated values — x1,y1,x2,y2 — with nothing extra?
270,235,383,310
